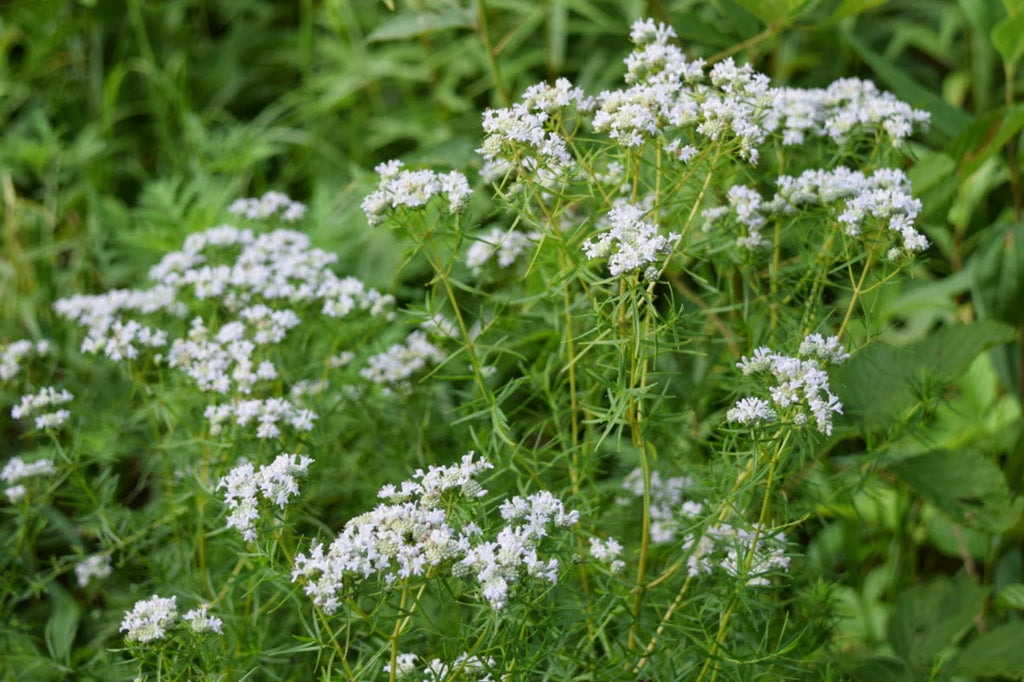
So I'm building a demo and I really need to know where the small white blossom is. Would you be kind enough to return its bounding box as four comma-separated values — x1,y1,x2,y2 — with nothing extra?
0,339,50,382
465,227,540,275
120,595,178,644
183,604,224,635
228,191,307,222
75,554,112,587
732,334,847,435
583,202,678,277
219,453,314,541
359,331,445,387
362,161,472,226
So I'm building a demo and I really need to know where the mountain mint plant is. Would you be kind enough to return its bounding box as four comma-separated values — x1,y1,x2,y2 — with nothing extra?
6,15,978,682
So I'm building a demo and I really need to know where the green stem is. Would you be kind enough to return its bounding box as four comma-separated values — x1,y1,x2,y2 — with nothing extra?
474,0,510,107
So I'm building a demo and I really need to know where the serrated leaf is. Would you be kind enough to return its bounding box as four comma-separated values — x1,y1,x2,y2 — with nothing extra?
367,9,474,43
997,583,1024,609
884,449,1021,533
888,575,988,672
834,320,1017,428
955,621,1024,677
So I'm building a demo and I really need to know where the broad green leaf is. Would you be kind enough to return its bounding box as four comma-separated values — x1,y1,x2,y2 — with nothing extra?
44,585,81,666
732,0,811,24
841,29,971,139
955,621,1024,677
996,583,1024,609
924,506,991,560
884,449,1021,532
906,151,956,195
971,221,1024,326
843,656,914,681
992,9,1024,67
888,575,988,673
834,320,1017,428
831,0,890,22
367,9,474,43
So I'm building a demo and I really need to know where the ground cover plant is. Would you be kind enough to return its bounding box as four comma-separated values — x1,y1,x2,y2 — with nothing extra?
4,1,1024,680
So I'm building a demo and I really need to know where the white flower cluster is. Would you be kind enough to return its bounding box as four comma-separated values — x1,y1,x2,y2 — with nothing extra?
359,331,445,388
11,386,73,430
768,78,931,147
595,20,774,162
617,468,698,543
75,554,113,587
462,490,579,608
478,77,592,181
1,339,49,382
361,160,472,227
120,595,178,644
182,604,224,634
120,595,224,643
205,397,316,438
1,456,57,503
228,191,307,222
387,652,497,681
218,453,314,542
705,167,928,258
292,453,577,612
465,227,540,276
583,202,679,278
55,217,393,438
730,334,848,436
588,536,625,573
481,19,926,178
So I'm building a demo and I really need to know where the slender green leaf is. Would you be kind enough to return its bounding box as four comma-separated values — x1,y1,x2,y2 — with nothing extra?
367,8,474,42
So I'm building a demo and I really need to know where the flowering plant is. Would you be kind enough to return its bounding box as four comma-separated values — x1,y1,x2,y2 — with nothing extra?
3,8,1022,682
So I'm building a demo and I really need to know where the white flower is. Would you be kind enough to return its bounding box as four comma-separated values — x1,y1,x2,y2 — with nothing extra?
1,456,57,485
0,339,49,381
362,161,472,225
183,604,224,634
583,202,678,277
732,335,847,435
465,227,540,275
228,191,307,222
359,331,445,387
726,397,777,427
120,595,178,644
219,454,314,541
75,554,112,587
